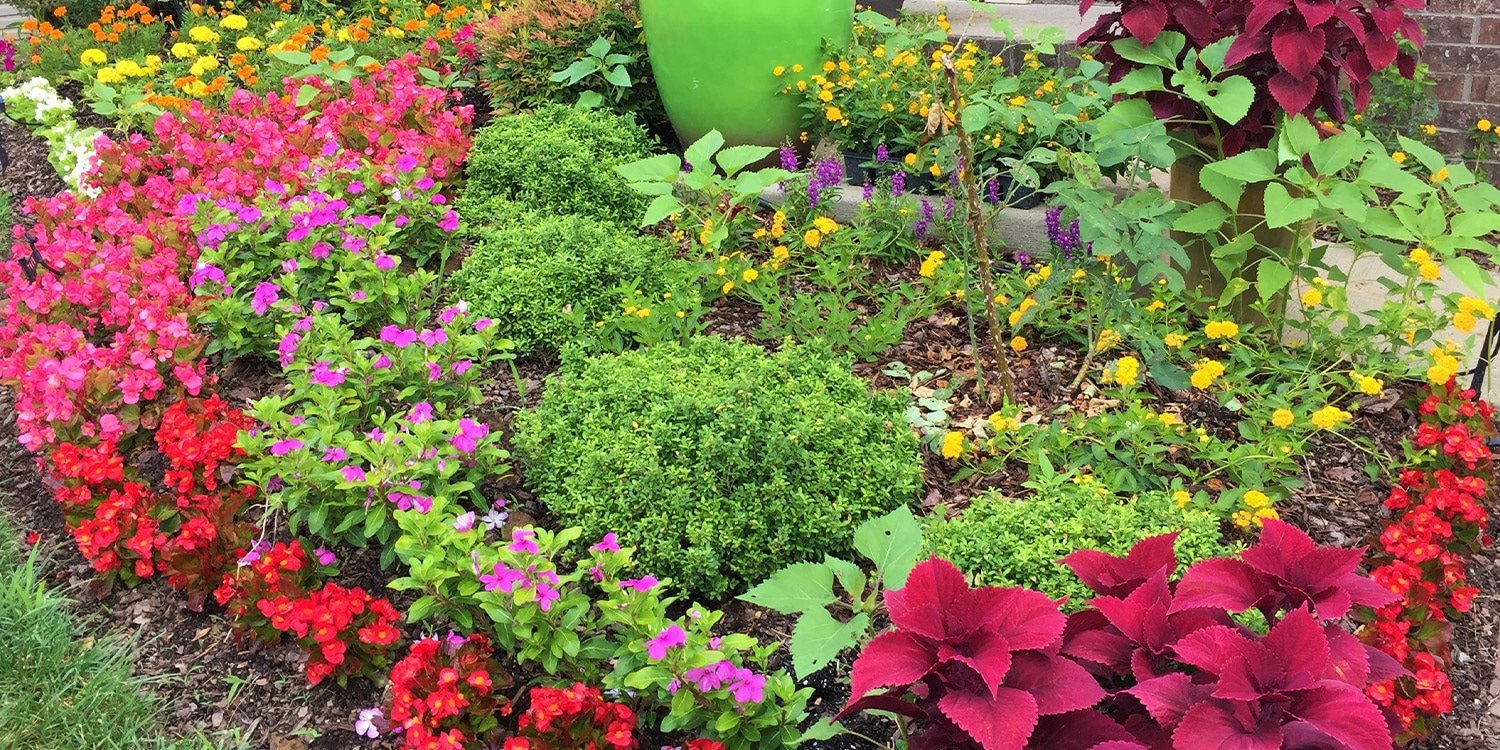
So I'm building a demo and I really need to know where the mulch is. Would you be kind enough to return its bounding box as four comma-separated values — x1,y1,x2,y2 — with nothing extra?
0,103,1496,750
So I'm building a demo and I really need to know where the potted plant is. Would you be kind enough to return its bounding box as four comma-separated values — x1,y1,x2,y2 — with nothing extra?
1077,0,1425,302
639,0,855,149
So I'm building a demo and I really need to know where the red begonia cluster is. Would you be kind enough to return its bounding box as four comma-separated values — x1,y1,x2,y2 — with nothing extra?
504,683,638,750
1361,380,1496,740
387,634,512,750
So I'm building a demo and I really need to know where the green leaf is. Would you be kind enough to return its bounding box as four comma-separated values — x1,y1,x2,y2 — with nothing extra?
796,720,843,744
684,130,726,173
586,36,611,58
1172,202,1230,234
604,64,633,88
1198,37,1234,74
822,555,867,601
1114,67,1164,95
271,50,312,66
960,103,991,132
853,505,923,588
615,153,682,183
1202,76,1254,125
1254,259,1293,302
1200,148,1277,207
295,84,319,107
550,58,597,84
576,90,604,109
1262,182,1316,228
739,562,835,615
407,595,437,622
641,194,683,227
790,610,870,679
716,144,776,177
1446,255,1491,296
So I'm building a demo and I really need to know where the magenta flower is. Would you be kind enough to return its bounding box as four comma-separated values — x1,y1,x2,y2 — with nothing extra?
426,361,442,381
251,281,280,316
507,528,540,554
646,625,687,660
374,255,397,271
322,447,347,462
309,361,347,387
340,465,367,482
439,209,459,232
453,511,476,532
590,533,620,552
270,439,304,455
620,576,658,593
450,418,488,453
408,402,434,423
379,325,417,348
481,562,527,593
347,180,365,194
314,548,338,566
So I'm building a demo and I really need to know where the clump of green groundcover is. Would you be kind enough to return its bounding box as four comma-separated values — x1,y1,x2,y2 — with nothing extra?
514,336,924,599
461,105,653,227
924,486,1233,609
450,202,677,353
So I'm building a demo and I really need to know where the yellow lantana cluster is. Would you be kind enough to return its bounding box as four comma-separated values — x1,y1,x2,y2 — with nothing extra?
1309,405,1352,430
1190,359,1225,389
1203,320,1239,339
919,250,945,278
1453,296,1496,333
1109,356,1140,387
1232,490,1278,529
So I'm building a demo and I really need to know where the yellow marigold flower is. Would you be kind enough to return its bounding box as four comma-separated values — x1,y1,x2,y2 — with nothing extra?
1010,336,1027,353
1243,490,1271,509
236,36,262,51
80,48,107,66
1301,288,1323,308
1391,151,1407,164
96,67,123,84
1173,490,1191,508
1351,372,1384,396
1310,405,1352,430
172,42,198,59
1111,356,1140,387
919,250,945,278
803,229,822,248
1203,320,1239,339
1480,119,1494,133
741,268,759,283
1164,333,1187,348
188,25,220,43
1271,408,1294,428
941,430,965,459
1430,166,1449,184
1190,359,1225,390
189,56,220,77
219,13,248,30
813,217,838,234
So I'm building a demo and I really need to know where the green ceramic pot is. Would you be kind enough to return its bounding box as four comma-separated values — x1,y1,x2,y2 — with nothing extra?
640,0,855,149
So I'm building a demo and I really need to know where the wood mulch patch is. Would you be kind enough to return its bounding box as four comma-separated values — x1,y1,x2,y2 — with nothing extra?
0,109,1497,750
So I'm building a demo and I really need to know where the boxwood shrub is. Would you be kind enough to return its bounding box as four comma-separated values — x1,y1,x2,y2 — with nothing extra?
514,336,923,599
924,487,1232,609
451,202,676,353
462,105,652,227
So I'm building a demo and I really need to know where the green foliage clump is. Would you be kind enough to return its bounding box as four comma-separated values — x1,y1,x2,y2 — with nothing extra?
450,203,677,353
462,106,653,227
514,336,924,599
924,487,1232,609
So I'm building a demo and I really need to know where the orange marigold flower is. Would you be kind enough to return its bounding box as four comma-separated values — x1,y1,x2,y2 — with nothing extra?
423,2,439,17
402,18,424,31
52,6,66,18
309,44,330,62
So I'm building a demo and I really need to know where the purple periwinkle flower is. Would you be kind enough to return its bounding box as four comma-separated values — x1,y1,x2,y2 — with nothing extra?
453,511,476,532
251,281,280,316
340,465,367,483
507,528,540,554
374,255,397,272
314,548,338,566
309,361,347,387
380,325,418,348
646,625,687,660
270,439,304,456
450,418,488,453
590,533,620,552
408,402,434,423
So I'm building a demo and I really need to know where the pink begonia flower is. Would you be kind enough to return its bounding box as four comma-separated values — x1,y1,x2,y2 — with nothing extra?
646,625,687,660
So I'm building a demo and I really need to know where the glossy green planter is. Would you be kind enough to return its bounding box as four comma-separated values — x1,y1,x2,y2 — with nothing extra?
640,0,855,149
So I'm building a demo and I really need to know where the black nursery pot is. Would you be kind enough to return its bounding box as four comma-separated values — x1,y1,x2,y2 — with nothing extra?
861,0,906,17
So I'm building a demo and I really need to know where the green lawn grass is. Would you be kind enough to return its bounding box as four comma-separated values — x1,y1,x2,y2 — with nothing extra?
0,518,220,750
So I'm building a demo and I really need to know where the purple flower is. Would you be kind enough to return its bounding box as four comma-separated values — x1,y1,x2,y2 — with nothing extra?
620,576,658,592
891,170,906,197
438,306,462,325
729,670,767,704
451,418,488,453
251,281,280,316
309,361,347,387
347,180,365,194
281,258,299,273
453,511,476,532
418,329,448,347
646,625,687,660
395,154,419,173
374,255,397,271
439,209,459,233
590,533,620,552
481,563,527,593
270,439,304,455
314,548,338,566
862,182,874,203
807,156,844,207
350,290,367,302
310,241,332,259
341,465,367,483
426,361,442,381
237,539,271,568
876,143,890,164
277,332,301,366
474,318,495,332
354,708,382,739
322,447,347,462
943,197,956,221
451,360,473,376
408,402,434,423
779,145,800,172
189,263,226,290
914,198,934,239
482,506,509,531
371,354,392,369
380,325,418,348
507,528,540,554
987,178,1002,204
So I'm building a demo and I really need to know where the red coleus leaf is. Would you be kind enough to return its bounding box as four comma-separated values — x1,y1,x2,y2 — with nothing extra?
1119,1,1170,44
1125,672,1211,729
1170,558,1271,616
1287,684,1396,750
1271,24,1326,80
1256,607,1327,691
887,557,1042,643
1293,0,1336,27
937,687,1040,750
1063,532,1179,598
1029,710,1144,750
939,629,1014,699
1173,699,1284,750
847,630,937,704
989,586,1069,652
1003,652,1107,717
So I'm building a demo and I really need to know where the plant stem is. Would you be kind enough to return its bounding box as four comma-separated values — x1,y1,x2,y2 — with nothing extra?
943,57,1015,403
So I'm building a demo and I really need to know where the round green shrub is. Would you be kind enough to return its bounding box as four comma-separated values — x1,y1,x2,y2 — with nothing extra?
514,337,924,599
451,204,677,352
462,105,652,227
924,487,1233,609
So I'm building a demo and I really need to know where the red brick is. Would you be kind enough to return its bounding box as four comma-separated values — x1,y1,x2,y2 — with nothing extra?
1473,75,1500,104
1440,99,1500,131
1434,72,1470,101
1481,17,1500,45
1423,44,1496,73
1428,0,1499,13
1416,13,1477,44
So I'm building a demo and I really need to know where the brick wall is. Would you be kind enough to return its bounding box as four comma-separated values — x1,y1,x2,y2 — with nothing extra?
1418,1,1500,173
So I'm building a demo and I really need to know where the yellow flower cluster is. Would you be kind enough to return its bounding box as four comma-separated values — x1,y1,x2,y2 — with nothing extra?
1109,356,1140,387
1426,346,1462,385
1190,359,1225,389
1232,490,1279,529
1350,372,1384,397
941,430,965,459
1203,320,1239,340
1309,405,1352,430
919,250,945,278
1453,296,1496,333
1409,247,1441,281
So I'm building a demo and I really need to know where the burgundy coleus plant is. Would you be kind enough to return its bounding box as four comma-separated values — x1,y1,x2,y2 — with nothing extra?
1078,0,1424,154
1062,523,1407,749
840,557,1137,750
